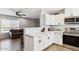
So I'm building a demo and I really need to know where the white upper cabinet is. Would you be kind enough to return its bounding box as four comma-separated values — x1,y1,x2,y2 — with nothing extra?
40,11,64,26
45,14,64,25
55,14,64,25
65,8,79,17
45,14,56,25
72,8,79,16
65,8,72,17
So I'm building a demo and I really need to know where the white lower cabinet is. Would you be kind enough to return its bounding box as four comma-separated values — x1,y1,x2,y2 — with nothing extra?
24,35,34,51
34,34,46,51
24,34,45,51
24,32,54,51
54,32,63,45
57,33,63,45
44,32,54,48
24,32,63,51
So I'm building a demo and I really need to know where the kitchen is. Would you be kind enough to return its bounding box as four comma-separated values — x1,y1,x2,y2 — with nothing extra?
0,8,79,51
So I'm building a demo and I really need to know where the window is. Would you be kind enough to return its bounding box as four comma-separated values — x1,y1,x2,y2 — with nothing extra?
0,18,19,33
11,20,19,28
1,19,11,33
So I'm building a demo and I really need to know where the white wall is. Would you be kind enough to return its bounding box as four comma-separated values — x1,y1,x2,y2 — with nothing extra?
19,18,39,28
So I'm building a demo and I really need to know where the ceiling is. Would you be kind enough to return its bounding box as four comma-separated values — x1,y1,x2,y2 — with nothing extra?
21,8,64,19
0,8,64,19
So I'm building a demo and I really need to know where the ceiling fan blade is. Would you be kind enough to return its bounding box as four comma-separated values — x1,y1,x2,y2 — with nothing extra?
9,8,17,12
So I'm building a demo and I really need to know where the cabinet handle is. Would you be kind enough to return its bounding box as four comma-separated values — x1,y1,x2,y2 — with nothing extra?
38,40,41,43
47,37,50,39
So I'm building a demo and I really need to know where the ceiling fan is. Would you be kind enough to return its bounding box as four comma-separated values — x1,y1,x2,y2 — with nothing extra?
9,8,26,17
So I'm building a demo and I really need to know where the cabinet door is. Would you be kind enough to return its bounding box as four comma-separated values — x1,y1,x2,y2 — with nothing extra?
34,36,40,51
65,8,79,17
45,33,54,47
46,14,56,25
34,34,45,51
72,8,79,16
65,8,73,17
53,32,63,45
46,14,50,25
57,32,63,45
50,15,56,25
24,35,34,51
57,14,64,25
65,8,70,17
53,32,58,44
38,34,46,51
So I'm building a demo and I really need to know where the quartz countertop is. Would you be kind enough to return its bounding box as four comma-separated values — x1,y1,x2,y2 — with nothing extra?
64,32,79,37
24,27,63,37
24,30,63,37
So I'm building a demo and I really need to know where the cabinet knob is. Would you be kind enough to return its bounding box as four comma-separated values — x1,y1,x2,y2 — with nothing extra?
47,37,50,39
38,40,41,43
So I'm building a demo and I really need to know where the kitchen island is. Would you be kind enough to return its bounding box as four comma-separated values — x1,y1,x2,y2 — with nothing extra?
24,27,63,51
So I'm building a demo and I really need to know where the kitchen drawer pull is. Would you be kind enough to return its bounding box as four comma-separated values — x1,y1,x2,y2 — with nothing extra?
38,40,41,43
47,37,50,39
